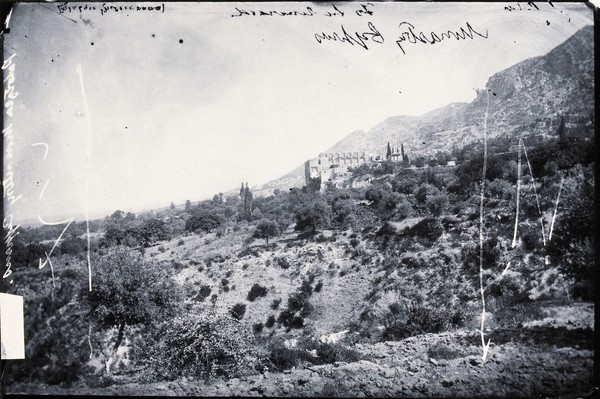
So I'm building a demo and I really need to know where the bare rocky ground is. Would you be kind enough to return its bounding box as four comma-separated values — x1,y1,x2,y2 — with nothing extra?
8,302,594,397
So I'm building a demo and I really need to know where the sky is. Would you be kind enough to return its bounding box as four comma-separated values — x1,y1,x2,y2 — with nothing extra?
3,1,594,224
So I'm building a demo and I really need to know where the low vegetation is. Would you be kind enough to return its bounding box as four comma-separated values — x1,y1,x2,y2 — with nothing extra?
3,120,594,393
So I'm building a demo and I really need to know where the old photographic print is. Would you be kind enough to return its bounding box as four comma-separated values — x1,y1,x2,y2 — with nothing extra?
1,1,595,397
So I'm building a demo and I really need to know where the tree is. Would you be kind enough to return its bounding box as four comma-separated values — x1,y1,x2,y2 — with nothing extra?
307,175,322,193
386,142,392,160
557,116,567,145
185,200,192,211
170,201,176,211
185,211,223,233
294,198,331,234
253,219,280,243
425,192,448,216
84,248,178,372
110,210,124,222
240,182,254,222
138,218,168,246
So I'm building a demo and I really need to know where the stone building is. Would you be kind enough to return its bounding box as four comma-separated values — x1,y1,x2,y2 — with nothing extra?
304,151,368,186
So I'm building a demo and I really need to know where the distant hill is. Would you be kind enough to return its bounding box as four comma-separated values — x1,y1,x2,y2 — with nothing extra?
244,25,594,197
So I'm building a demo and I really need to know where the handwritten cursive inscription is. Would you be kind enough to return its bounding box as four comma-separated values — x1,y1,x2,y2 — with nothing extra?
2,124,21,207
395,22,488,55
314,22,384,50
3,54,18,118
232,6,315,17
57,2,165,16
3,215,20,279
232,3,374,18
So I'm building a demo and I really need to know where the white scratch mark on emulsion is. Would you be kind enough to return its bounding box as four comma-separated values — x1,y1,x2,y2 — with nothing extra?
37,216,74,270
502,261,511,276
31,142,49,159
522,143,546,246
38,180,49,200
478,90,491,362
76,63,93,292
548,176,564,242
511,138,522,248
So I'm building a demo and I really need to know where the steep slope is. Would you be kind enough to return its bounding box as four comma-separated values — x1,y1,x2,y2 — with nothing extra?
249,25,593,195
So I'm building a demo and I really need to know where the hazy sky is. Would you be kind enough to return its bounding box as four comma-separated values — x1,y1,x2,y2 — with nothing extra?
3,1,593,223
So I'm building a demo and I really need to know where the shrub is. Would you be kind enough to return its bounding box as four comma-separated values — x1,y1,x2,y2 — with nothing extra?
315,233,328,243
277,310,304,329
230,303,246,320
265,315,276,328
314,280,323,293
194,285,212,302
271,298,282,310
267,339,314,371
381,299,469,341
314,342,361,364
154,312,257,380
253,322,264,334
247,284,268,302
275,257,290,269
221,278,229,287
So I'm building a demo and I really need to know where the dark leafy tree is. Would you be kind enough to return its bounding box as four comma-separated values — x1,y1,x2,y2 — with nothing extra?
84,248,179,355
185,211,224,233
557,116,567,145
307,175,322,192
59,236,86,257
293,198,331,234
138,218,168,247
102,226,125,247
253,219,280,243
240,183,254,222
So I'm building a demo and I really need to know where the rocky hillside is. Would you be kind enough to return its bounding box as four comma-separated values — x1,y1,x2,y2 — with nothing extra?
251,25,593,195
331,25,593,155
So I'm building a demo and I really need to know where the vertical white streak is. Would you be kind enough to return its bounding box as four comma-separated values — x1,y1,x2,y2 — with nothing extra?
76,63,93,292
38,180,50,200
511,139,522,248
522,143,546,246
88,324,93,359
549,176,564,242
479,90,491,362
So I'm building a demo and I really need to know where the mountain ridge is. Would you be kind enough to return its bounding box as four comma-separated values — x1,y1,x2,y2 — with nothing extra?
247,25,593,197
